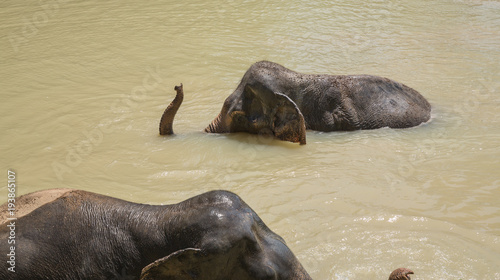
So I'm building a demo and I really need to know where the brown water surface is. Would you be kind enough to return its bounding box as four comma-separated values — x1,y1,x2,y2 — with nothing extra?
1,0,499,279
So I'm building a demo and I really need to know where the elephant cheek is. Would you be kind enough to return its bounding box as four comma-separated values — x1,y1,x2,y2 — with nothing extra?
274,120,306,144
273,106,307,145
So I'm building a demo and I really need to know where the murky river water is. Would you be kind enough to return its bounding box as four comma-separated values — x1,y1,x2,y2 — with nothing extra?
1,0,499,279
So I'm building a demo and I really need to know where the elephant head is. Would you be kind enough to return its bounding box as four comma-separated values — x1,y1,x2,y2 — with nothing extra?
160,82,306,144
205,80,306,144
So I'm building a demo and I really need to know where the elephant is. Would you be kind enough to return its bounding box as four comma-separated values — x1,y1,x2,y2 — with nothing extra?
0,189,412,280
0,189,310,279
159,61,431,144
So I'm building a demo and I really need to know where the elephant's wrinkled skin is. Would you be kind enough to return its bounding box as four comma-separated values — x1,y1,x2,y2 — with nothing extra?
389,268,414,280
205,61,431,144
0,189,310,279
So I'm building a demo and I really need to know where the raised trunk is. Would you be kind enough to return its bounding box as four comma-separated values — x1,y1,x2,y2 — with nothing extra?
159,84,184,135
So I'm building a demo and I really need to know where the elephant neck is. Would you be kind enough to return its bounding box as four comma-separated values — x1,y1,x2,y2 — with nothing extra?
122,204,177,274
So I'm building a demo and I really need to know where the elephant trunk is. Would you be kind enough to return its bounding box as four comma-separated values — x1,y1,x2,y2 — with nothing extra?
388,268,414,280
204,112,227,133
159,84,184,135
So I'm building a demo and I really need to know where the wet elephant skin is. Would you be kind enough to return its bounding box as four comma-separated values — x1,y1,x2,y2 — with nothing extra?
0,189,311,280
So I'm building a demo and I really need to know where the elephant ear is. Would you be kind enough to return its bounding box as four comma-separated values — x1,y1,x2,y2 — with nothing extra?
244,82,306,144
140,248,216,280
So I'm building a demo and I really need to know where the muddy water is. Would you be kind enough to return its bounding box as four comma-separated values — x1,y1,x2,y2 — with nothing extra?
1,0,499,279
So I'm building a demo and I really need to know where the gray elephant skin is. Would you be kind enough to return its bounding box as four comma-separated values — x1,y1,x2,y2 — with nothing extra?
205,61,431,144
0,189,310,280
0,189,414,279
160,61,431,144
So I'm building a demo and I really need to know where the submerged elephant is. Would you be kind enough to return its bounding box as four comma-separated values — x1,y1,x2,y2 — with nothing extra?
0,189,412,280
159,61,431,144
